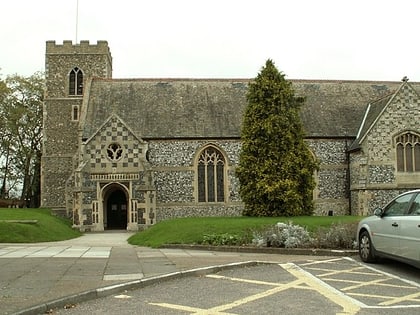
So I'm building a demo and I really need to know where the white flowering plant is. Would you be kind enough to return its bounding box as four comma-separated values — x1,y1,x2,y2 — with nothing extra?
252,221,312,248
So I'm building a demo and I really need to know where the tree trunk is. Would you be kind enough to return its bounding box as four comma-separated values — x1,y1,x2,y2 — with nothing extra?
0,146,11,199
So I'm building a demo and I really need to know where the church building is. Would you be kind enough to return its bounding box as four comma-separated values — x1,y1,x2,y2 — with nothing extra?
41,40,420,231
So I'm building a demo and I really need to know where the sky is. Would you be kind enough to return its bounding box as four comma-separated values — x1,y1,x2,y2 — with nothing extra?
1,0,420,81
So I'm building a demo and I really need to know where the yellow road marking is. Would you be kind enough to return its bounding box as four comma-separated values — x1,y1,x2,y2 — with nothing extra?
309,259,420,307
380,291,420,306
207,274,315,291
322,277,416,289
149,260,420,314
348,291,420,303
305,266,380,276
342,277,389,291
280,263,363,315
150,279,306,314
148,302,237,314
206,274,283,286
207,279,305,314
315,266,373,277
299,258,344,266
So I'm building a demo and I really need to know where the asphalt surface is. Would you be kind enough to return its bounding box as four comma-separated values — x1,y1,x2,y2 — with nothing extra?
0,231,341,315
2,232,418,315
51,260,420,315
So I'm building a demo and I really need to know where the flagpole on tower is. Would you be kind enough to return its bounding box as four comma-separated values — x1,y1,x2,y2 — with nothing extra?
75,0,79,44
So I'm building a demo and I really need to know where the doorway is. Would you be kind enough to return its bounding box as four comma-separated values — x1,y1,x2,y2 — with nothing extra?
105,188,128,229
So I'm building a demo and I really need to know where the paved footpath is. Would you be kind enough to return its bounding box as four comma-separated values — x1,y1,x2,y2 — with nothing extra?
0,232,335,315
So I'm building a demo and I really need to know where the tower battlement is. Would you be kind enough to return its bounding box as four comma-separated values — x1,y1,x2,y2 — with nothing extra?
46,40,112,57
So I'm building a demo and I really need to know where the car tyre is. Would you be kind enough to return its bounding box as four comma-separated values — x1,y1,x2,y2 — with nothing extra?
359,230,377,263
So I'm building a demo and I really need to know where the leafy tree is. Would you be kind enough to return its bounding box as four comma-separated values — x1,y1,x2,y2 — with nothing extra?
236,60,318,217
0,75,12,199
0,72,44,206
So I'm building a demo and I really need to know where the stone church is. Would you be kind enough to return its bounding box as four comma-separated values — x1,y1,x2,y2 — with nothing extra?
41,40,420,231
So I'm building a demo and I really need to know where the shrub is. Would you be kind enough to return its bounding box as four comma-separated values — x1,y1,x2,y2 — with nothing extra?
251,221,358,249
310,222,358,249
201,233,244,246
252,221,312,248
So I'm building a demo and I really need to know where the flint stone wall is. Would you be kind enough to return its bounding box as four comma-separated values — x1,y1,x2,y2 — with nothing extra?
148,138,351,220
307,139,351,215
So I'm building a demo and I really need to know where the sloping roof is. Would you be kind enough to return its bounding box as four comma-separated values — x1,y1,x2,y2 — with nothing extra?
80,78,411,140
349,81,420,151
292,80,404,138
348,94,394,151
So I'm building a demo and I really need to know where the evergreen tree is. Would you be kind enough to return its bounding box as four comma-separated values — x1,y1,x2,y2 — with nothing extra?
236,60,318,216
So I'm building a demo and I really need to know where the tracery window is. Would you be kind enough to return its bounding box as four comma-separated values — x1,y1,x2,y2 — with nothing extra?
396,132,420,172
69,67,83,95
107,143,123,162
197,146,225,202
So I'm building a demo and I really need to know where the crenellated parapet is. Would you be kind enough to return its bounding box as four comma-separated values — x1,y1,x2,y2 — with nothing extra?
46,40,112,57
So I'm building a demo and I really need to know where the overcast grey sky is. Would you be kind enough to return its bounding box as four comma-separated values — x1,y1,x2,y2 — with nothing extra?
1,0,419,81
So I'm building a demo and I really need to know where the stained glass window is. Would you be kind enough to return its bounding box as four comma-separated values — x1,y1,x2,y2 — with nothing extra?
197,146,225,202
396,132,420,172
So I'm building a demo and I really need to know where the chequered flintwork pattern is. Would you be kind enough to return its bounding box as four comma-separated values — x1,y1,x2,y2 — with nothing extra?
367,85,420,163
86,117,142,170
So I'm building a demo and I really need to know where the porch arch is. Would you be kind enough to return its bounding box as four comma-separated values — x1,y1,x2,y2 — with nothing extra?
102,183,129,229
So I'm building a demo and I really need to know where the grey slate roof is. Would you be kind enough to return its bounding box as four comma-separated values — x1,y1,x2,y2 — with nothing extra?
349,81,420,151
81,78,412,140
292,80,404,138
348,93,394,151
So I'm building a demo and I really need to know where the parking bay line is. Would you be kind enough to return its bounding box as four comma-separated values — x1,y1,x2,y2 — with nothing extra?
150,263,363,315
149,260,420,314
150,278,308,314
280,263,363,315
302,257,420,308
322,277,415,290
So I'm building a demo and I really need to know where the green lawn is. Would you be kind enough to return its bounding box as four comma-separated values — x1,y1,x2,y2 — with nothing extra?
0,208,82,243
127,215,362,248
0,208,362,247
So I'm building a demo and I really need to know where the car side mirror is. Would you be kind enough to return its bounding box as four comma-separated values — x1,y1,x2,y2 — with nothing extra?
373,208,383,217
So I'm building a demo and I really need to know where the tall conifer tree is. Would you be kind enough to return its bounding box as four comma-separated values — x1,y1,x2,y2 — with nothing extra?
236,60,318,216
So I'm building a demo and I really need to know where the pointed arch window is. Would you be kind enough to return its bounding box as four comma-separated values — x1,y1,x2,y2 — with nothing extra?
396,132,420,172
197,146,226,202
72,105,79,121
69,67,83,95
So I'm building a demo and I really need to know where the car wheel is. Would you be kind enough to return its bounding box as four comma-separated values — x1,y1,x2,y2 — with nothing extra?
359,230,377,263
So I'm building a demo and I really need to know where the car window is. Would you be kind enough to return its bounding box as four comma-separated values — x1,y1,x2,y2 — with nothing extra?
408,193,420,216
383,193,414,216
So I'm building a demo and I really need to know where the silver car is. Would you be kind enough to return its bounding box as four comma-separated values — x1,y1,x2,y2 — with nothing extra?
357,189,420,268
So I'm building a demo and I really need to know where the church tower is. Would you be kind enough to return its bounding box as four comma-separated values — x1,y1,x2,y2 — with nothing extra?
41,40,112,215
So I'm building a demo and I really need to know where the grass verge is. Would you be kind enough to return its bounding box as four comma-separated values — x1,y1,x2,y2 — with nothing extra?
0,209,362,248
0,208,82,243
128,216,362,248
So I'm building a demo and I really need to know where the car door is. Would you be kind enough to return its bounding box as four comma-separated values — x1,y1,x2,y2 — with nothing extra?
398,192,420,262
371,192,414,255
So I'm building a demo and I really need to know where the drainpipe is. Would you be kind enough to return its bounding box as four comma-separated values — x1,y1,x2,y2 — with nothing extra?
345,139,351,215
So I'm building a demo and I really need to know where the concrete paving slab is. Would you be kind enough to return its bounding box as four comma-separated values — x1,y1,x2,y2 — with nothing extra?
159,248,193,257
27,246,69,257
82,247,111,258
0,247,21,256
1,246,44,258
136,249,166,258
54,246,90,258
